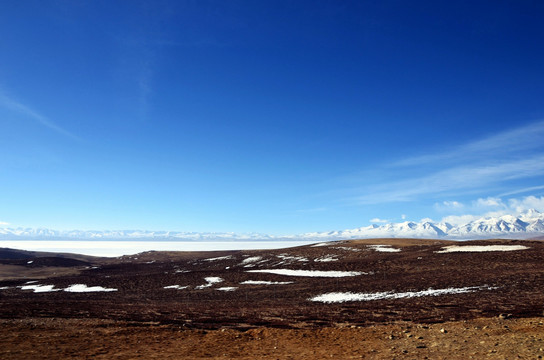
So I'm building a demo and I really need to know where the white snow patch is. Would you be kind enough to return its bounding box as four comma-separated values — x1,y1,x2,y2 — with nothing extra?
163,285,189,290
247,269,365,277
216,287,237,291
368,245,401,252
175,269,190,273
64,284,118,292
310,285,497,303
332,246,361,252
436,245,529,253
277,254,309,262
24,280,39,284
27,260,33,264
203,255,233,262
311,242,335,247
19,284,60,293
0,286,10,290
240,280,294,285
195,277,224,289
314,255,339,262
241,256,262,264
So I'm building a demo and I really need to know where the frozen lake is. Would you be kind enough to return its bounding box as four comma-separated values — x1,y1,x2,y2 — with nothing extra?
0,240,319,257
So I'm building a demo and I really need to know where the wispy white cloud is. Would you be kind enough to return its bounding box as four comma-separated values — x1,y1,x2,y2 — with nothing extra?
394,120,544,167
0,91,80,140
436,197,505,215
508,195,544,213
498,184,544,197
474,197,504,209
369,217,388,223
0,221,9,226
342,120,544,205
356,153,544,204
437,201,464,210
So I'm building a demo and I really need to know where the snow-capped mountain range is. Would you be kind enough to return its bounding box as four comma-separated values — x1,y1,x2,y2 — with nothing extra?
297,209,544,240
1,210,543,241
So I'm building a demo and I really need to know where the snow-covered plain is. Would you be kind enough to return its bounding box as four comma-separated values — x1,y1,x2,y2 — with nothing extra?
246,269,365,277
0,240,317,257
310,285,496,303
436,245,529,253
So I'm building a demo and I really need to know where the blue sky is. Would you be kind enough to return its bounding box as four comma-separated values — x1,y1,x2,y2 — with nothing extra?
1,1,544,234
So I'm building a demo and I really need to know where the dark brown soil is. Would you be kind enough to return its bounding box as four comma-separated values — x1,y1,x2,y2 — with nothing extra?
1,238,543,358
1,317,543,359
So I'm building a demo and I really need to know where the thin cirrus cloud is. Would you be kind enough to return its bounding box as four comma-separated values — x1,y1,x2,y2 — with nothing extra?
355,154,544,204
498,184,544,197
0,92,80,141
345,120,544,205
393,120,544,167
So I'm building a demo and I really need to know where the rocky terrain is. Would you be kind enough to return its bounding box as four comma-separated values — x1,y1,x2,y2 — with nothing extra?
1,238,544,359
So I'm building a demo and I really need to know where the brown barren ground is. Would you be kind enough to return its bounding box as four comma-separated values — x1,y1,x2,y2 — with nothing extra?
1,238,544,359
1,317,543,359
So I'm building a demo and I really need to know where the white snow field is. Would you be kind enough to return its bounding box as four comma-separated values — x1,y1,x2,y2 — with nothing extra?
64,284,118,292
246,269,365,277
310,285,497,303
436,245,529,253
216,287,237,291
0,240,316,257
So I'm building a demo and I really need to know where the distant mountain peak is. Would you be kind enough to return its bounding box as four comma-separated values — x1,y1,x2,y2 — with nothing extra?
1,209,543,241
